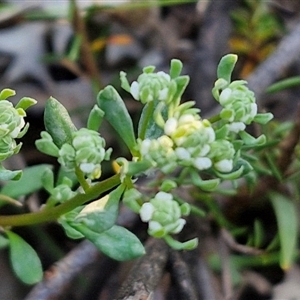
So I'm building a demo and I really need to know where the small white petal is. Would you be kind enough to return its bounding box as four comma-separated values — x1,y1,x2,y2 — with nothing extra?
158,88,168,101
198,144,210,157
140,203,155,222
171,219,186,234
193,157,212,170
214,159,233,172
148,220,163,232
164,118,178,136
205,127,215,143
155,191,173,201
175,147,191,160
249,103,257,117
227,122,246,133
178,114,195,124
219,88,232,105
130,81,140,100
140,139,152,155
80,163,95,173
157,71,170,81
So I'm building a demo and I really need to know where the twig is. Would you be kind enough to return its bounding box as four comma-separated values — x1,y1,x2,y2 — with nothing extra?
24,240,102,300
277,104,300,174
116,238,169,300
221,228,264,256
25,207,138,300
70,0,102,92
167,250,198,300
247,18,300,103
218,230,233,300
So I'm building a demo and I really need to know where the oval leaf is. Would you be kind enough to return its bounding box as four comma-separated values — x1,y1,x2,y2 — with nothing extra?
0,164,53,202
6,231,43,284
44,97,77,148
97,86,137,155
76,224,145,261
217,54,238,83
269,192,298,270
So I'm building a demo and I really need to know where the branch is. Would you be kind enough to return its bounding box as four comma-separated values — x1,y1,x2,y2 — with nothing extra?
247,18,300,104
116,238,169,299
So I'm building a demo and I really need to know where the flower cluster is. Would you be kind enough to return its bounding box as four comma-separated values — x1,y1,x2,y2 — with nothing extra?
213,79,257,133
0,89,35,162
121,68,176,104
138,108,236,174
139,191,190,238
58,128,111,179
36,128,112,180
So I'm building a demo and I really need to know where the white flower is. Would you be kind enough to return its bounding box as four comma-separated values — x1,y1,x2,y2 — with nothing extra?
204,126,216,143
148,220,163,233
80,162,96,173
214,159,233,172
219,88,232,105
227,122,246,133
140,139,152,155
164,118,178,136
175,147,191,160
140,202,155,222
198,144,210,157
158,88,169,101
130,81,140,100
193,157,212,170
155,191,173,201
157,71,171,82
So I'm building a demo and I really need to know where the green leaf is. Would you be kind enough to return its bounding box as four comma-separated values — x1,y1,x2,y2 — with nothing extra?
170,59,183,79
0,235,9,249
44,97,77,148
239,131,266,147
269,192,298,270
138,100,167,140
0,88,16,100
266,76,300,94
0,164,53,203
0,165,22,181
15,97,37,110
6,231,43,284
35,131,60,157
76,224,145,261
75,184,125,233
120,71,131,92
190,170,220,192
172,75,189,101
253,113,274,124
59,207,85,239
217,54,238,83
253,219,265,248
87,105,104,131
97,86,137,155
164,235,198,250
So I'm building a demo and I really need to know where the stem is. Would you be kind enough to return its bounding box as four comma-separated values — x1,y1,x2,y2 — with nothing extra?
0,174,120,227
138,101,154,140
75,166,90,192
208,114,221,124
70,0,102,93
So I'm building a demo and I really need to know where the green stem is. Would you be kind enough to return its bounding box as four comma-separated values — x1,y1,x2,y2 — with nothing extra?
0,174,120,227
139,101,154,140
208,114,221,124
75,166,90,192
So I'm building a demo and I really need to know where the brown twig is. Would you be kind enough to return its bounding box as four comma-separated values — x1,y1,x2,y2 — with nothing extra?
24,240,102,300
167,250,198,300
277,104,300,174
116,238,169,300
247,18,300,104
70,0,102,92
